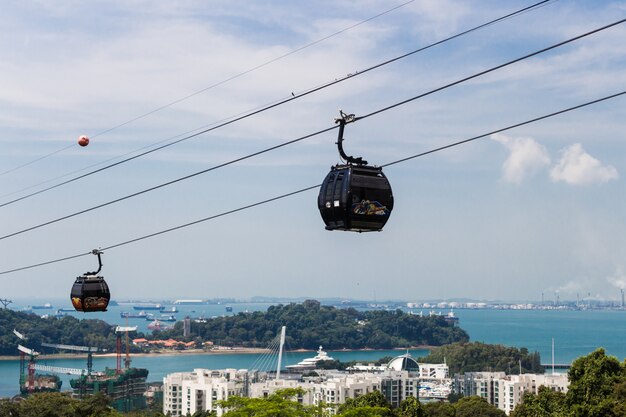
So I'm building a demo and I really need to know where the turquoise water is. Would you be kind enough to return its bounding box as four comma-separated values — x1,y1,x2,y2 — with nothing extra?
453,308,626,363
2,305,626,399
0,349,428,399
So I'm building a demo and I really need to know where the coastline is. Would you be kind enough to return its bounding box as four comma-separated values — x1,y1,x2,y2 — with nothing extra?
0,346,432,361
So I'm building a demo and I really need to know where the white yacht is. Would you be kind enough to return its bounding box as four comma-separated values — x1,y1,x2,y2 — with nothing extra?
286,346,334,370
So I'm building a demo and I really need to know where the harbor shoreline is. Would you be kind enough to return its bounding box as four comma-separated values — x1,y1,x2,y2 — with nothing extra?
0,346,432,361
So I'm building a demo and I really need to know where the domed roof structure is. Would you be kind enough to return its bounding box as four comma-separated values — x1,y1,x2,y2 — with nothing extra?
386,353,419,371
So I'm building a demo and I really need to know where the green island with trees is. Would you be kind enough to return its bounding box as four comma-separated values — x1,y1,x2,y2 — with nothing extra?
157,300,468,349
1,348,625,416
1,300,469,355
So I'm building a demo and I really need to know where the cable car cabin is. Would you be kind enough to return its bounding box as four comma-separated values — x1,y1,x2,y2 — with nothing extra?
318,164,393,232
70,275,110,312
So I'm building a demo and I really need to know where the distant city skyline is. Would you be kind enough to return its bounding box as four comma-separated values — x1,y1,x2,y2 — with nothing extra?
1,1,625,301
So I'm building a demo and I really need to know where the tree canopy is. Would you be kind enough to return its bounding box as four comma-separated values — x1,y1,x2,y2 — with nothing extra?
419,342,543,375
0,392,119,417
512,348,626,417
0,309,138,355
218,388,322,417
158,300,469,349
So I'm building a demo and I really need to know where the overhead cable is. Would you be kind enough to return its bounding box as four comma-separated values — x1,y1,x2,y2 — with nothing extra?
1,89,624,276
0,14,621,242
0,0,417,179
0,145,74,177
0,0,554,207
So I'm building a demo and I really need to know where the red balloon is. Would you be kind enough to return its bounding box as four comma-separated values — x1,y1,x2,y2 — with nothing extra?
78,135,89,147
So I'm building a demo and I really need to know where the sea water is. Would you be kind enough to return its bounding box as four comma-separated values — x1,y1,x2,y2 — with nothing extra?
1,302,625,398
0,349,428,399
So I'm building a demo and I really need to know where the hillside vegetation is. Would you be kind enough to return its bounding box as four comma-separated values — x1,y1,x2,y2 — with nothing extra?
0,309,127,355
157,300,469,349
1,300,469,355
420,341,543,374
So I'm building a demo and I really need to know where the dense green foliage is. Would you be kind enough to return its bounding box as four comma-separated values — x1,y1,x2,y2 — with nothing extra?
566,348,625,417
0,390,525,417
0,392,170,417
219,388,323,417
0,392,120,417
453,397,506,417
511,348,626,417
510,386,567,417
0,309,142,355
338,391,392,415
158,300,469,349
419,342,543,375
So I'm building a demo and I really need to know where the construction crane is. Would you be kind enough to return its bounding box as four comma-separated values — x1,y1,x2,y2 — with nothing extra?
115,326,137,374
17,344,85,392
17,344,38,393
40,342,105,376
13,329,27,341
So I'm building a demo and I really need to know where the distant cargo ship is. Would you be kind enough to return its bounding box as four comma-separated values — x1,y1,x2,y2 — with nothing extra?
31,304,53,310
173,299,208,305
132,304,164,311
121,311,150,319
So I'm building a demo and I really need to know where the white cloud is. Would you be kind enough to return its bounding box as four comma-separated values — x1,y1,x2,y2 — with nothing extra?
607,267,626,290
490,133,550,184
550,143,618,185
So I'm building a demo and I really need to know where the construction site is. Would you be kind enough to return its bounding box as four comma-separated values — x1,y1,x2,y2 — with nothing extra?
15,325,149,413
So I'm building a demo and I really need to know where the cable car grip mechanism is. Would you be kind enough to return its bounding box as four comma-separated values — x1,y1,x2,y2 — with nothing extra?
335,110,367,166
84,249,104,276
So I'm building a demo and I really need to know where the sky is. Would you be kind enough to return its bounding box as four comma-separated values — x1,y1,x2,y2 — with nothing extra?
1,0,625,304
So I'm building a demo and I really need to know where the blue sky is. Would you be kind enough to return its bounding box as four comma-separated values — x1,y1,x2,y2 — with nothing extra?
1,0,625,303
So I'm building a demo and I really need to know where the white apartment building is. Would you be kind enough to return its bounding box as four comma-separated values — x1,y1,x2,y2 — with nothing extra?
454,372,569,415
163,355,448,415
164,368,423,415
248,379,311,402
251,370,418,408
163,369,249,416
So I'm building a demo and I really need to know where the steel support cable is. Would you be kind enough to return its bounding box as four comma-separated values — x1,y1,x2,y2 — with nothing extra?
354,16,626,123
1,89,624,276
0,0,554,207
0,128,336,241
0,145,74,177
0,0,417,179
0,15,621,242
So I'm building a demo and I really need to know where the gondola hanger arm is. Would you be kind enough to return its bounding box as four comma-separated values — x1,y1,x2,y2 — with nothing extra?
335,110,367,166
84,249,103,275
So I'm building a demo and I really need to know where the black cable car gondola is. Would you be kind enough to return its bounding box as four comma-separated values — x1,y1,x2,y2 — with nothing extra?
70,249,110,312
318,111,394,232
